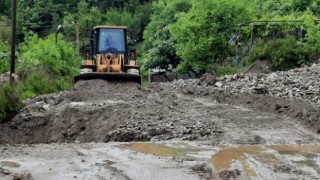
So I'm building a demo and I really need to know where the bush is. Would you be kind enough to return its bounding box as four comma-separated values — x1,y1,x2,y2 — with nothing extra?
244,36,310,70
17,33,80,99
170,0,256,72
19,70,72,99
0,40,10,74
0,83,24,123
140,0,193,71
216,65,238,77
0,16,11,42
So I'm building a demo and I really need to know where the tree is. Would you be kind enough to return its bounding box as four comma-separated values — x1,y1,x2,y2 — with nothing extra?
105,0,153,42
62,0,103,51
170,0,256,72
140,0,193,70
0,0,11,17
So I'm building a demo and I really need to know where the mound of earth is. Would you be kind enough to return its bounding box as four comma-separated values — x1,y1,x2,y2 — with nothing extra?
1,63,320,144
244,60,272,74
164,63,320,133
0,80,221,144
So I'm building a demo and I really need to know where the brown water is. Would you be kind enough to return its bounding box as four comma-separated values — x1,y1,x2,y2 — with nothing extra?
117,143,320,178
0,161,20,167
210,146,270,177
117,143,201,158
211,144,320,177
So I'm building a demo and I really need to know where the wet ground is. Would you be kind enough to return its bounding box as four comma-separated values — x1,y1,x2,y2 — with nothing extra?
1,142,320,180
1,70,320,179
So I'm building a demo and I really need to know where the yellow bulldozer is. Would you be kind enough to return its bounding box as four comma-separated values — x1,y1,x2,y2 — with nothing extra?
74,26,141,84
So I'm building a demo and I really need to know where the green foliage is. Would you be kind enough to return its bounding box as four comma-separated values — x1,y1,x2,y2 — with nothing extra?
17,0,83,39
105,0,153,42
0,83,24,123
0,41,10,74
216,65,238,77
170,0,256,72
140,0,193,71
302,11,320,50
244,36,310,70
292,0,320,16
0,16,11,42
0,0,11,17
19,70,71,99
17,33,80,99
62,0,103,46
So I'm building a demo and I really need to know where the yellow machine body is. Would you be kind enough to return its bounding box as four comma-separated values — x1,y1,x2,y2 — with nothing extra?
74,26,141,84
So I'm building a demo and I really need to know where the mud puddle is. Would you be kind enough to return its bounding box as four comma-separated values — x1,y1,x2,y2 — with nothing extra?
0,161,20,168
117,143,207,159
118,143,320,179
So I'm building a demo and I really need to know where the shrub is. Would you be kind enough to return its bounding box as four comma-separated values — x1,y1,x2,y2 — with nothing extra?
244,36,310,70
19,70,72,99
0,40,10,74
216,65,238,77
17,33,80,99
170,0,256,72
0,83,24,123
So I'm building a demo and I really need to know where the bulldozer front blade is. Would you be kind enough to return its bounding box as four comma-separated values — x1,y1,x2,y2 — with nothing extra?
74,73,141,85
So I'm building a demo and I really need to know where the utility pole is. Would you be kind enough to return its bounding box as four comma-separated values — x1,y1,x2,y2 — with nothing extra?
76,21,80,53
10,0,17,84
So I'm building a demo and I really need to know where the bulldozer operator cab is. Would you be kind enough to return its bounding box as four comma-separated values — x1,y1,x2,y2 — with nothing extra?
97,28,126,54
74,26,141,84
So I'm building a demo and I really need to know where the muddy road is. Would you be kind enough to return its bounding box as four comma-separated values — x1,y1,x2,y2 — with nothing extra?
1,64,320,179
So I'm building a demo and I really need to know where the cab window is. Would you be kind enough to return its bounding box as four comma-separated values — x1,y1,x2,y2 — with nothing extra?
99,29,125,52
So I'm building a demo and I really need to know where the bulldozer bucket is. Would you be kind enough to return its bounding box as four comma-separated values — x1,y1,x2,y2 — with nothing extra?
74,73,141,84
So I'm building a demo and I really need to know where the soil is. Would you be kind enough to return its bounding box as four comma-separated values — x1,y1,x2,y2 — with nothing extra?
1,77,318,144
1,64,320,179
0,80,223,144
244,60,272,74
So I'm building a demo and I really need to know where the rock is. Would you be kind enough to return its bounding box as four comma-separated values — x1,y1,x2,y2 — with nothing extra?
199,73,216,86
214,82,223,87
0,167,10,175
292,79,300,83
311,63,317,69
252,85,268,94
267,72,277,81
13,173,34,180
0,72,20,83
42,104,50,111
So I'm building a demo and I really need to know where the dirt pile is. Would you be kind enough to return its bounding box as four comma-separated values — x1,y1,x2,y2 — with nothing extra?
1,63,320,144
0,80,221,144
162,64,320,133
167,63,320,107
244,60,272,74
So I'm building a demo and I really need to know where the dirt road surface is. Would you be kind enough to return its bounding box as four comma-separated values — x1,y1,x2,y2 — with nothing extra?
1,64,320,179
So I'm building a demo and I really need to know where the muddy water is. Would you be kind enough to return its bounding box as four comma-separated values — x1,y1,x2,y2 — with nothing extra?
117,143,202,158
0,161,20,167
210,146,266,177
212,145,320,178
119,143,320,178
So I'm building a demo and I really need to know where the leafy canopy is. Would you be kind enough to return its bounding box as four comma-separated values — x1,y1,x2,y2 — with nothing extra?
170,0,256,72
